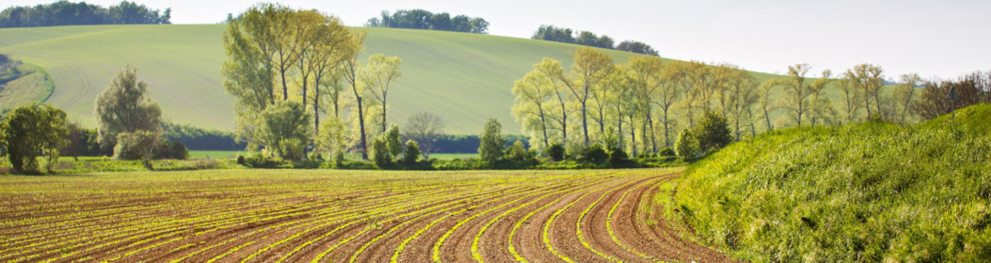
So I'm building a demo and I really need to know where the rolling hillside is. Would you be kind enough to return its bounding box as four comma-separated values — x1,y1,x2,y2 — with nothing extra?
0,24,796,133
0,24,638,132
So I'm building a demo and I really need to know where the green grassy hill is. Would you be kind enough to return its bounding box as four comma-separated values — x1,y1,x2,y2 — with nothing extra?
658,104,991,262
0,62,54,108
0,24,651,132
0,24,803,133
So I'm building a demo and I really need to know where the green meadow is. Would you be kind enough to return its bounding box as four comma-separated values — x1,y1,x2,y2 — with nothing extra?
0,24,818,133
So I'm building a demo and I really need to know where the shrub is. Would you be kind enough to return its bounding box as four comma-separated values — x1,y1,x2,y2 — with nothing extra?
386,124,404,157
658,147,676,157
242,152,285,168
153,140,188,160
403,140,421,165
259,100,312,161
478,118,505,163
372,136,392,168
608,148,629,167
505,140,527,161
674,129,699,159
236,155,245,165
580,143,608,164
547,143,565,162
694,111,732,153
113,131,160,161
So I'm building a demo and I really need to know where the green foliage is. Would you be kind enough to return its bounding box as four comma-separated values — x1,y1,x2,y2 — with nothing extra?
241,152,286,168
371,136,392,167
0,1,171,28
385,124,403,157
578,143,609,164
616,41,658,56
113,130,160,161
694,111,733,153
315,117,348,166
403,140,421,165
258,101,312,161
608,147,629,167
367,9,488,34
162,122,244,151
673,129,699,159
95,64,162,150
663,104,991,262
505,140,527,161
547,143,565,162
0,104,67,173
478,118,505,163
153,140,188,160
658,147,675,157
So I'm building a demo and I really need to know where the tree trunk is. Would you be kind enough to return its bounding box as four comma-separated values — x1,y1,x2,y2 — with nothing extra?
630,115,637,157
616,109,623,150
301,59,308,106
581,100,589,145
314,75,321,134
663,108,670,147
764,107,773,132
647,113,657,153
280,68,289,101
382,95,388,133
539,108,549,149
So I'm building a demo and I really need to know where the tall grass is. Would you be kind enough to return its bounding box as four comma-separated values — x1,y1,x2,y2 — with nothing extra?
659,104,991,262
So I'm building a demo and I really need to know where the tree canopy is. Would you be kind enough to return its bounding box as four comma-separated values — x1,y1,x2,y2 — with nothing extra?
0,1,170,28
366,9,488,34
532,25,657,55
95,64,162,150
0,104,68,173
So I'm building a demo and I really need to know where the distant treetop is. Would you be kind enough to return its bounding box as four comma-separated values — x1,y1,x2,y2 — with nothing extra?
532,25,658,56
365,9,488,34
0,1,171,28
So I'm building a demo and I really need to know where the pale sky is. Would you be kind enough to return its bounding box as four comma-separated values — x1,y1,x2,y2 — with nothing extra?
7,0,990,80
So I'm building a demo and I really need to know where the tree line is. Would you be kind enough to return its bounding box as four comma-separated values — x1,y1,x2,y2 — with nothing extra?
532,25,658,56
0,1,171,28
511,47,991,159
365,9,488,34
224,4,419,162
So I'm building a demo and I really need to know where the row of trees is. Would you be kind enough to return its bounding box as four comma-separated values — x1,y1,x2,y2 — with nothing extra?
531,25,658,56
912,71,991,119
224,4,413,161
365,9,488,34
0,1,171,28
511,47,947,157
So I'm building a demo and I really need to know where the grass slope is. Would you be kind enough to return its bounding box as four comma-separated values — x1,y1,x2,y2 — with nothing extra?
0,62,54,107
0,24,808,133
0,24,651,132
659,104,991,262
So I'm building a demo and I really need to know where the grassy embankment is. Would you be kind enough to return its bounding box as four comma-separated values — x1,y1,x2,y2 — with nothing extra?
657,104,991,262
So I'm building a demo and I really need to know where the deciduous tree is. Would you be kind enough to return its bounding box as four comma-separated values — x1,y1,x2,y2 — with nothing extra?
478,117,505,163
0,104,68,173
555,47,614,145
95,64,162,150
404,112,443,158
362,54,403,133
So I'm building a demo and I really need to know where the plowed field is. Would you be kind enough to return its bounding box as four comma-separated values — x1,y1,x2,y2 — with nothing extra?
0,168,731,262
